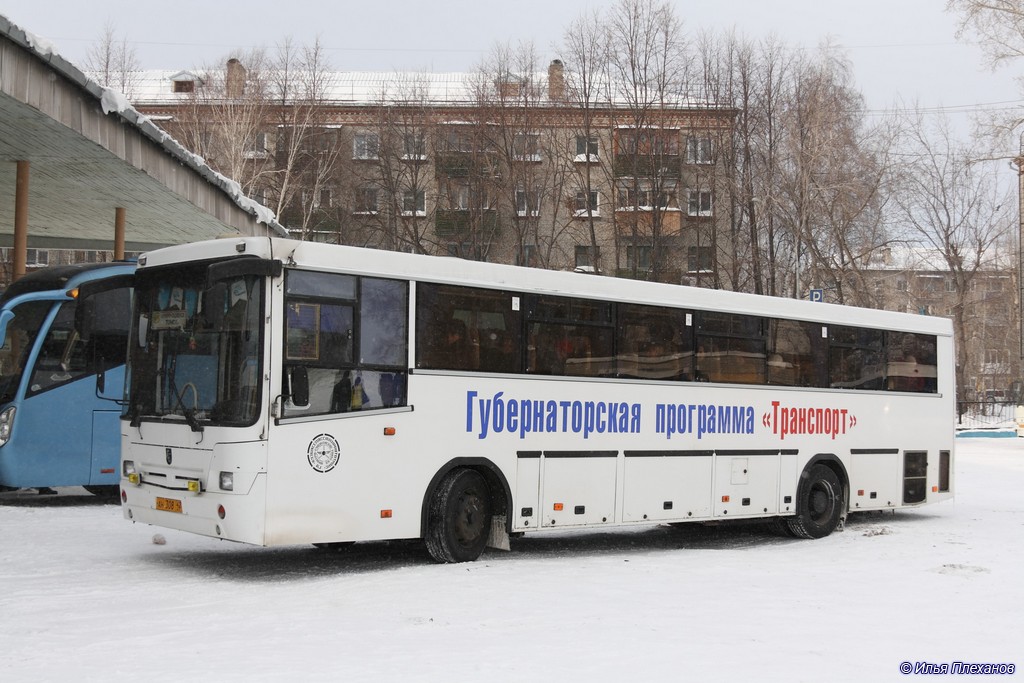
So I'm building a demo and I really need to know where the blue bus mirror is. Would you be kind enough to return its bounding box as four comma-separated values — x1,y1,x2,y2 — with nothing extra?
0,309,13,347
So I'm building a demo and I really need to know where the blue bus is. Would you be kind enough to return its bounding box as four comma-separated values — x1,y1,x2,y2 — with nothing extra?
0,263,134,496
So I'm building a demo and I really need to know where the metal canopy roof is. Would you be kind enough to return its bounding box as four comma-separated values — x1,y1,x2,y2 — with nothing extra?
0,15,286,255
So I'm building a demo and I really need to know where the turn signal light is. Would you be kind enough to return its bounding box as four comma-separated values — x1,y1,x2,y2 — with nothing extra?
127,473,141,486
553,503,564,511
721,495,730,503
383,427,396,436
186,480,200,493
380,509,393,519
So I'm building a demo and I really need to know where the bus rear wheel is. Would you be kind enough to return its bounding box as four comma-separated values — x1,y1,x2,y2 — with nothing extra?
787,464,842,539
425,468,492,563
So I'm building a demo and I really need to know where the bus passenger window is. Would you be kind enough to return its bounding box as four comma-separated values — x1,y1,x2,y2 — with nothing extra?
282,271,407,418
415,282,521,373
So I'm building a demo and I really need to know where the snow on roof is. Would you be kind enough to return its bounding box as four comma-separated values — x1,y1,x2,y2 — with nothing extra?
862,243,1015,272
0,14,287,237
128,67,721,110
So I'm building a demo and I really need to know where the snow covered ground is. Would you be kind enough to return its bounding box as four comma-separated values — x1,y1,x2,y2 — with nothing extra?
1,439,1021,682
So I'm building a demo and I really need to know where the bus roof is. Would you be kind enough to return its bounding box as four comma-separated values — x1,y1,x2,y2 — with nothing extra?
0,262,135,307
139,237,954,337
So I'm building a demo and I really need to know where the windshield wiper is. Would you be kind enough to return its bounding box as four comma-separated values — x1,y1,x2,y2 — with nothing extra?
181,406,204,434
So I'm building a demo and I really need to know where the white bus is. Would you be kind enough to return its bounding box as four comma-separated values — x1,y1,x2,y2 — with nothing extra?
112,237,954,562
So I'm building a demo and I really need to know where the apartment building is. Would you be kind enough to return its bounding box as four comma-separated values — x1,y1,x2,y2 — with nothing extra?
130,59,735,285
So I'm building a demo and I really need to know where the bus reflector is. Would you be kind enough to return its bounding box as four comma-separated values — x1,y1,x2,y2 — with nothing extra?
858,490,865,496
383,427,396,436
932,485,938,492
100,468,115,474
217,505,226,519
721,495,730,503
553,503,564,511
121,489,127,503
381,509,393,518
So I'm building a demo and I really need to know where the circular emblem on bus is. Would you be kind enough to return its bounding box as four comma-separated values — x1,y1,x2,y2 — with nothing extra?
307,434,340,473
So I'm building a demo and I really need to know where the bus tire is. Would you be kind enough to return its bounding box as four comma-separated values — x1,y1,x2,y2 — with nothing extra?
425,468,491,563
787,464,842,539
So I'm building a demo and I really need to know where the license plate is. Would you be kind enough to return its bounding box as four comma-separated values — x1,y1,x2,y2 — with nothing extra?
155,497,183,513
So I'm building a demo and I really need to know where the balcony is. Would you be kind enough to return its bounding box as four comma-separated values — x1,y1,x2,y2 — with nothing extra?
613,155,680,179
434,209,500,237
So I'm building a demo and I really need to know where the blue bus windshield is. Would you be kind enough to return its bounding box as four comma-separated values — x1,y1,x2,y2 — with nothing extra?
0,300,53,405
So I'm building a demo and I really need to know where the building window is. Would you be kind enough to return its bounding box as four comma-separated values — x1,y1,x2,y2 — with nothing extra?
354,188,378,214
513,132,541,161
447,242,483,261
403,133,427,160
687,246,712,273
243,132,267,159
575,135,599,161
573,189,600,217
518,244,539,267
319,188,333,209
443,181,490,211
402,190,426,216
687,190,713,217
353,133,379,160
173,79,195,93
444,128,474,153
896,278,908,292
686,136,713,164
26,248,49,266
618,129,679,156
516,188,541,216
626,245,652,272
616,184,677,211
575,245,599,271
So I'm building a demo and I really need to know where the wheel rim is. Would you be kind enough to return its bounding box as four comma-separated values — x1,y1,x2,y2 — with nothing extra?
808,479,836,526
453,488,487,548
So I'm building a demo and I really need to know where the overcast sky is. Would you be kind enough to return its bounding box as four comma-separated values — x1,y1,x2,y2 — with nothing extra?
3,0,1022,149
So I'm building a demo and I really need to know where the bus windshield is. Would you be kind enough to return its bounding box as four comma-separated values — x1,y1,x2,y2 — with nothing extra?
0,300,53,405
125,262,264,429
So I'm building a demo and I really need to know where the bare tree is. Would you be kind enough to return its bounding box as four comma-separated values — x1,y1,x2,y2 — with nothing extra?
171,50,273,199
774,45,892,305
268,37,347,239
949,0,1024,66
360,73,438,253
85,20,140,98
561,10,615,273
892,110,1015,401
605,0,689,283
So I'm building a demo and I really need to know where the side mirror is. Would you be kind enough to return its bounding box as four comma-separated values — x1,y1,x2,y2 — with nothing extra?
202,283,227,328
75,295,97,343
288,366,309,408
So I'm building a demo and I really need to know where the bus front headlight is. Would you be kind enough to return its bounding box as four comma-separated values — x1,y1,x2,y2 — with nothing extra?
0,406,16,447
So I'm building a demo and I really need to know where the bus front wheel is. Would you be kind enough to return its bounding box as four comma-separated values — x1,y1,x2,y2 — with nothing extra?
425,468,492,563
787,464,842,539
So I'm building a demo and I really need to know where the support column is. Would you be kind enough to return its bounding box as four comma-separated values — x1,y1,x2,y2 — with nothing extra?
13,160,30,282
114,207,126,261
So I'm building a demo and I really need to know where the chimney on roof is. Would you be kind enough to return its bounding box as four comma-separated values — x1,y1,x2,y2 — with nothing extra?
226,58,246,99
548,59,565,101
